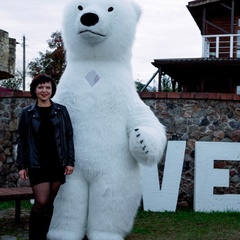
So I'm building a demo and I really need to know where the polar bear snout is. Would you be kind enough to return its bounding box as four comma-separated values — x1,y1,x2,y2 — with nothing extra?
81,13,99,26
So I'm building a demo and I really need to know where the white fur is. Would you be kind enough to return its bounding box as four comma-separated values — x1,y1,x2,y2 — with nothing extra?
47,0,166,239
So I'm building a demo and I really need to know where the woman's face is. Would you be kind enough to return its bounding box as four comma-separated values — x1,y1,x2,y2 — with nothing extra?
35,81,52,102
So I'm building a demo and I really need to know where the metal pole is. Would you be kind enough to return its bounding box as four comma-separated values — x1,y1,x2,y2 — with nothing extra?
140,69,159,92
23,35,26,91
158,67,162,92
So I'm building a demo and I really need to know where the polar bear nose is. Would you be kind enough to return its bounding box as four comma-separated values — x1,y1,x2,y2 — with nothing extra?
81,13,99,26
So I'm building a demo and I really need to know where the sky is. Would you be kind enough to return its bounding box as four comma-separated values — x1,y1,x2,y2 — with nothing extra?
0,0,202,87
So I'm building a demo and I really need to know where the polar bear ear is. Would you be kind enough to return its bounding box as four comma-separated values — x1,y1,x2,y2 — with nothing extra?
132,1,142,21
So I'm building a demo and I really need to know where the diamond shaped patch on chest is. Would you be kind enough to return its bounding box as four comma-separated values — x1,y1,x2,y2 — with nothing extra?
85,70,100,87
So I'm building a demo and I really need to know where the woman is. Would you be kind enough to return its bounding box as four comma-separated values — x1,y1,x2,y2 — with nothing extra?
16,74,75,240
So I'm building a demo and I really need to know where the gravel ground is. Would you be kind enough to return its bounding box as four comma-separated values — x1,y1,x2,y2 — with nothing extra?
0,209,88,240
0,208,29,240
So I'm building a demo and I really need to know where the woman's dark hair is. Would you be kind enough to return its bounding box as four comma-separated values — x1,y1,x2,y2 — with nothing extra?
30,74,56,99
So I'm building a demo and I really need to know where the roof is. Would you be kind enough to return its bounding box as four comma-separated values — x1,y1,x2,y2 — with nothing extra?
153,57,240,66
152,57,240,80
0,71,14,80
187,0,220,7
186,0,240,32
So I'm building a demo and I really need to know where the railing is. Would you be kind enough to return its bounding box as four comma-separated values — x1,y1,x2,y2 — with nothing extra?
202,33,240,58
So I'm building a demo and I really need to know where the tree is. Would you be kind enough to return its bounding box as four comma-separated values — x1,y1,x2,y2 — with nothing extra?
135,80,157,92
28,31,66,84
159,74,178,92
161,74,172,92
0,70,23,90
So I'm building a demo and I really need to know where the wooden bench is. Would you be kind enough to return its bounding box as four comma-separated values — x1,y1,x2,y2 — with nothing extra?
0,187,34,223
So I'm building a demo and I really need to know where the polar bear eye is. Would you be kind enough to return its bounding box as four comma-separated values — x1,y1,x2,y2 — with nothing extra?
78,5,83,11
108,7,114,12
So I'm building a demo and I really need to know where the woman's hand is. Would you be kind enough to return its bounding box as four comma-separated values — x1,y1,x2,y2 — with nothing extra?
65,166,74,175
19,169,28,180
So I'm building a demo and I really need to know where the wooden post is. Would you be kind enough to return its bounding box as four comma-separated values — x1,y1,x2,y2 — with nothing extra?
158,67,162,92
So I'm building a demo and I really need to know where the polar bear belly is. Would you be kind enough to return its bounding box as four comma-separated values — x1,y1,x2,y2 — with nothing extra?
54,78,138,176
73,110,132,173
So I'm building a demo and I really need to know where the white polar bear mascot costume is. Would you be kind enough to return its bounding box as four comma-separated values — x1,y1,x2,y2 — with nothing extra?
48,0,167,239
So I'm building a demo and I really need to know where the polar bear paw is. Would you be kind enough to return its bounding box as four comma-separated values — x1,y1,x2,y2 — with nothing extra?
129,126,166,165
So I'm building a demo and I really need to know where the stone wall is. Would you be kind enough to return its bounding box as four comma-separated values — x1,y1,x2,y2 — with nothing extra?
0,93,33,187
1,92,240,208
142,92,240,208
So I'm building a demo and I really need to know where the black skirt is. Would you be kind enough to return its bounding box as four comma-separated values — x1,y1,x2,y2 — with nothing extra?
28,166,66,187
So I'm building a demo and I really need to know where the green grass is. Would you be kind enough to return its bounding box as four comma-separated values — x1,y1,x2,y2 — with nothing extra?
0,200,32,210
0,201,15,209
1,202,240,240
126,209,240,240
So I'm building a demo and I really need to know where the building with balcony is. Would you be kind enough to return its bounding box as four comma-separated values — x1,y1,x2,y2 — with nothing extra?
151,0,240,93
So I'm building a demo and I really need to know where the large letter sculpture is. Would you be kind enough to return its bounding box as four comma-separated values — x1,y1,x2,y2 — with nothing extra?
194,142,240,212
141,141,185,212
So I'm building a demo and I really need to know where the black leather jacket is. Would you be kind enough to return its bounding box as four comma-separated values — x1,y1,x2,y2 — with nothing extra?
16,101,75,171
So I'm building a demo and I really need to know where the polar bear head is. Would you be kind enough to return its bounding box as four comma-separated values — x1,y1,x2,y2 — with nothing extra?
62,0,141,62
